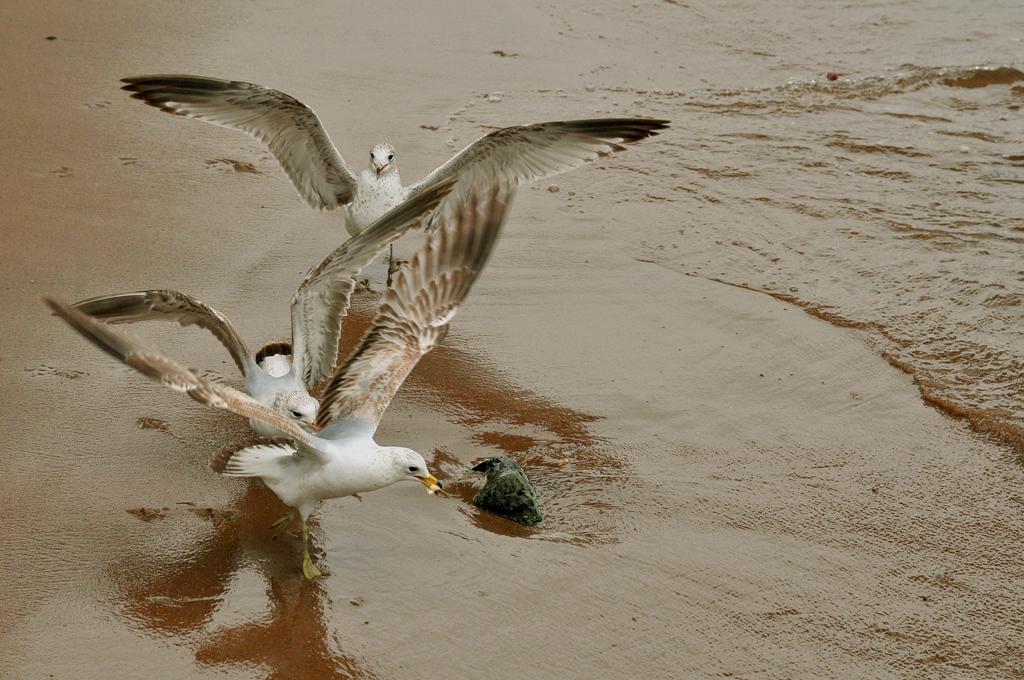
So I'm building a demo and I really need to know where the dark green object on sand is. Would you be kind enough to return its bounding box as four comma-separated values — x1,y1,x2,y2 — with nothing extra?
471,457,543,525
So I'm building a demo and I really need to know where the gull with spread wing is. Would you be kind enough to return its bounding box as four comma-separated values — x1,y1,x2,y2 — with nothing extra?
72,177,453,437
121,75,668,236
45,189,508,579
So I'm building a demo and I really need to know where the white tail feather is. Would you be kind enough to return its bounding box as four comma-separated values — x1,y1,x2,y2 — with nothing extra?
210,440,295,477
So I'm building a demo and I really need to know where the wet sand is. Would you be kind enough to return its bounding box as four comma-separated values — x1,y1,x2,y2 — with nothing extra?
3,1,1024,677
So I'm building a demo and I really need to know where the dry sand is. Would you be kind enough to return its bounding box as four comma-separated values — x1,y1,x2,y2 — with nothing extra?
2,1,1024,678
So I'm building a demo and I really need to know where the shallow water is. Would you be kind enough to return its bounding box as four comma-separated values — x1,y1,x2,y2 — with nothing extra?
627,64,1024,448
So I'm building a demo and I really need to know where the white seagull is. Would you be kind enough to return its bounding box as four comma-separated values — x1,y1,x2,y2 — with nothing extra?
45,189,509,579
72,177,454,437
121,74,669,236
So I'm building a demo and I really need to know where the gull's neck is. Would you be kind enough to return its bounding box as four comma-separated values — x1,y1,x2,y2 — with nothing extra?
360,167,402,190
313,436,399,489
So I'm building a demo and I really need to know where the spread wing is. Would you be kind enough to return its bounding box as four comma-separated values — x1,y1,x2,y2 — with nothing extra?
44,296,314,446
289,176,456,391
405,118,669,228
73,290,251,376
122,75,358,210
315,189,510,434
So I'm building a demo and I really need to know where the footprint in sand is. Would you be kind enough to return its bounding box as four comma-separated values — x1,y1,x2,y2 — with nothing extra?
194,368,230,382
127,504,235,526
118,156,138,166
25,364,86,379
136,416,170,432
135,416,184,441
205,158,264,175
51,166,74,178
85,100,112,110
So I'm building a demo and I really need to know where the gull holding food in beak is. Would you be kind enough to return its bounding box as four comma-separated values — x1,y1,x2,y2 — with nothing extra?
70,177,454,437
45,188,509,579
121,74,668,237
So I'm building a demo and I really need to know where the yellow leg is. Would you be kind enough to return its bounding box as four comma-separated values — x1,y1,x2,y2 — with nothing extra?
270,510,293,540
301,519,322,580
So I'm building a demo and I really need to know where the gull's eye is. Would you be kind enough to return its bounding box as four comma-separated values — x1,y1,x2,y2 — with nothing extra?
291,410,302,418
387,153,394,161
408,465,418,473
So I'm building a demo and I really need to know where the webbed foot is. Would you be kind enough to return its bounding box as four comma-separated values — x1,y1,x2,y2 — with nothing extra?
300,518,323,580
302,550,323,580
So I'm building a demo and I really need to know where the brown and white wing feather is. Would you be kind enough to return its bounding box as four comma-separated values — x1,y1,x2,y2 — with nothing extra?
122,75,357,210
290,176,456,391
73,290,251,376
405,118,669,227
44,296,314,446
315,190,510,433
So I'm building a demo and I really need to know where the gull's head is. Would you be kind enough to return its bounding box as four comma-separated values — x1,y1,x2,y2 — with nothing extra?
369,142,397,177
389,447,442,494
278,389,319,427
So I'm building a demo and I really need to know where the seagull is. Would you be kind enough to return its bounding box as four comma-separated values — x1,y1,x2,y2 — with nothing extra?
121,75,669,236
45,188,509,579
72,176,454,437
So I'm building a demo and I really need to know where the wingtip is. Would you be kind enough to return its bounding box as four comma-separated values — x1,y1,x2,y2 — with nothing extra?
40,294,64,315
623,118,671,140
121,75,156,91
45,295,102,326
42,295,91,328
559,117,671,143
120,74,234,95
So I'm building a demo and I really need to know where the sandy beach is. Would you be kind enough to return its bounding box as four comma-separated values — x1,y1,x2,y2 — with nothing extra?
3,1,1024,677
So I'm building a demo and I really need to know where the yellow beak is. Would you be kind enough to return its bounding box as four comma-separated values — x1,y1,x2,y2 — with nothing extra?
418,474,442,494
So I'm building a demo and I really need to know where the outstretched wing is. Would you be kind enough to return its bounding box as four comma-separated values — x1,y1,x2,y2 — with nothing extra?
122,75,358,210
73,290,251,376
44,296,315,446
315,189,510,434
290,176,456,391
405,118,669,228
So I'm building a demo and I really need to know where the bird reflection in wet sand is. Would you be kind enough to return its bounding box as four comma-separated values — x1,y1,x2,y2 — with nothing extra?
103,322,609,676
98,280,616,676
110,483,378,680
